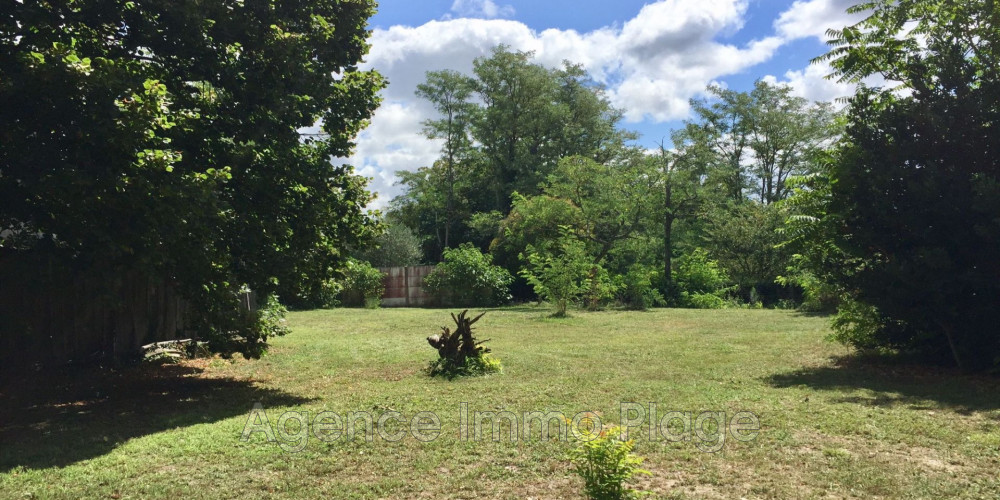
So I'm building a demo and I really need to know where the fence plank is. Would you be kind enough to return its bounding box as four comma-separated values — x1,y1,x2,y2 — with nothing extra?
378,266,435,307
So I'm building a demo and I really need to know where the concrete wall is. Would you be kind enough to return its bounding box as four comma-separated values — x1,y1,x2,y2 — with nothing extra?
379,266,435,307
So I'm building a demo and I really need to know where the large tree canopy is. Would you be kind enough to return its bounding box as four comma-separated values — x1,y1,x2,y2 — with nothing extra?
795,0,1000,369
688,81,838,205
392,46,632,263
0,0,384,357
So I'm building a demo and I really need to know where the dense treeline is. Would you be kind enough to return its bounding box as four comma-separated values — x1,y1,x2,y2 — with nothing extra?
378,0,1000,371
387,46,838,309
390,45,634,261
4,0,995,371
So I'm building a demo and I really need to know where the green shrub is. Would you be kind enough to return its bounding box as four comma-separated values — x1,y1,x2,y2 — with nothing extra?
687,293,727,309
673,249,733,309
338,259,385,308
567,420,650,500
776,258,840,313
584,265,619,311
520,230,593,317
829,298,913,353
423,244,513,307
616,264,665,311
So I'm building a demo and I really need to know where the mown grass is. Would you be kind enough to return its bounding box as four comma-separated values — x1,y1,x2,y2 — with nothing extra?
2,307,998,499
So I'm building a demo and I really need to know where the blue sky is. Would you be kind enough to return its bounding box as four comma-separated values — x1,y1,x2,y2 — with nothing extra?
349,0,866,207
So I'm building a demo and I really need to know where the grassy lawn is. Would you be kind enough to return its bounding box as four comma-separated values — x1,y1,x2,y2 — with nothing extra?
2,307,999,499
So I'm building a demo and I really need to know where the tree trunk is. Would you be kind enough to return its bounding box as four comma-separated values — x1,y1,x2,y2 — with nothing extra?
936,319,965,370
663,160,675,293
664,213,674,292
445,154,453,251
444,110,456,251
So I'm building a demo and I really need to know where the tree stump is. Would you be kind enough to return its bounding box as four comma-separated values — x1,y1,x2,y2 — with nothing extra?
426,310,489,365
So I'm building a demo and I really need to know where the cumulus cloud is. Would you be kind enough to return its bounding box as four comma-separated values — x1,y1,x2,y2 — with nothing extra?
774,0,864,42
341,102,443,209
449,0,515,20
349,0,868,207
367,0,782,121
762,60,854,104
765,0,885,104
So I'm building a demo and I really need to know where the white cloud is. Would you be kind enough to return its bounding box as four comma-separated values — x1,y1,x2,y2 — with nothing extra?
774,0,864,42
762,60,853,104
350,0,866,207
449,0,515,20
766,0,887,104
366,0,788,120
340,102,443,209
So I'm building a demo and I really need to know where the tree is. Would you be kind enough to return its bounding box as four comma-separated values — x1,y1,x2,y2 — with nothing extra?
397,46,631,260
337,259,386,308
0,0,384,358
415,70,477,250
689,86,753,203
423,244,513,307
391,165,453,261
689,81,838,204
492,192,581,270
673,249,732,309
472,46,558,210
703,203,790,302
777,162,844,313
357,219,423,268
520,229,594,317
681,81,838,305
656,131,711,294
805,0,1000,369
543,155,660,263
496,154,659,306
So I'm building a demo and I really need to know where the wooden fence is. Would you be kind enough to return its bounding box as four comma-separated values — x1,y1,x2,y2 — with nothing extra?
0,265,192,369
379,266,435,307
0,254,247,370
0,254,425,370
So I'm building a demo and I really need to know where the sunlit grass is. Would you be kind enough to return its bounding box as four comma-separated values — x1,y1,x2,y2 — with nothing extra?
2,307,998,499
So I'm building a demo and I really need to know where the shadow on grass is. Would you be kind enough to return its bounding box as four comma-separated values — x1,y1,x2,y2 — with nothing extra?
483,304,544,313
790,310,834,318
0,362,313,472
767,354,1000,416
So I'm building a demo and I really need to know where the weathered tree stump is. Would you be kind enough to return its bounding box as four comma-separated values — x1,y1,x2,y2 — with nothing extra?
427,310,489,365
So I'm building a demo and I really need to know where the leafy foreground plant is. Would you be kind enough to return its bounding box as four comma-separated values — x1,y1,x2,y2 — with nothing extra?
567,417,651,500
425,310,501,378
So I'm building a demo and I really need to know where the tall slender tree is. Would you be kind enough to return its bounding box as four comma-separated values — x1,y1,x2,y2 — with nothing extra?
415,70,477,252
655,132,710,293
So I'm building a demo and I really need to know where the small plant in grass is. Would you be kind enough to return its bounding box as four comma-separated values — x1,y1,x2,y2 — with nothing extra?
567,417,651,500
425,310,501,378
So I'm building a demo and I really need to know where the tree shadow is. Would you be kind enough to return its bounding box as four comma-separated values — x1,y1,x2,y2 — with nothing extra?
484,305,543,313
766,354,1000,416
0,362,314,472
790,310,834,318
